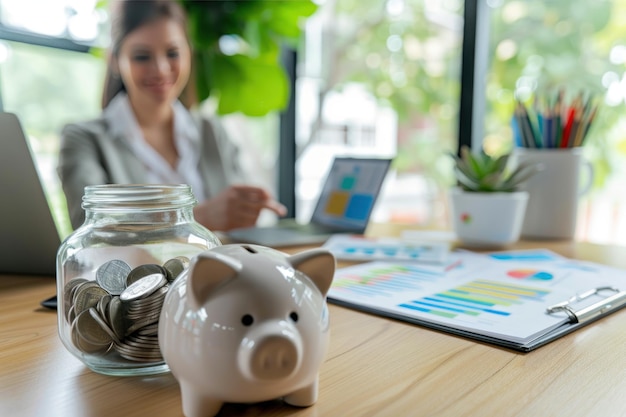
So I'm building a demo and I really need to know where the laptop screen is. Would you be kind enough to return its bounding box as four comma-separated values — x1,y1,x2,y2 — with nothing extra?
0,112,61,275
310,157,392,231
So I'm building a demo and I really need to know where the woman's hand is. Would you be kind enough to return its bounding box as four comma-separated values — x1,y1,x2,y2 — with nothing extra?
193,185,287,231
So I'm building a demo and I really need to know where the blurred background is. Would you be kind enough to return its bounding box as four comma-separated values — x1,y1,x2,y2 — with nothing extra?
1,0,625,244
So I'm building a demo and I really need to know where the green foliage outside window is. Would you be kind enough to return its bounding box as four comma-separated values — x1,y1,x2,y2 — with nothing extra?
485,0,626,192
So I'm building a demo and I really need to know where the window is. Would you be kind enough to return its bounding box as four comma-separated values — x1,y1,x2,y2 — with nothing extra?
485,0,626,244
5,0,626,245
295,0,464,228
0,0,106,43
0,0,106,238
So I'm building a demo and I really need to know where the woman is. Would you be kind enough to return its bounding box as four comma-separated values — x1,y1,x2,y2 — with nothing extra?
58,0,286,231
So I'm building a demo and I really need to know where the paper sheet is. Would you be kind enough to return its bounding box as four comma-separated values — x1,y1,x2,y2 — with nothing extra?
328,249,626,346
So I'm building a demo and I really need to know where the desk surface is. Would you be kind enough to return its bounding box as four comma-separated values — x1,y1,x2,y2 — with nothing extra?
3,236,626,417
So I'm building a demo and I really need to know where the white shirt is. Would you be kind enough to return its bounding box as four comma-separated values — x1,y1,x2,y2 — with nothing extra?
103,93,206,201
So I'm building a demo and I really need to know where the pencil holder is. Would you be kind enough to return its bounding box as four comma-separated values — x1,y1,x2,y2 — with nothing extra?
511,148,593,239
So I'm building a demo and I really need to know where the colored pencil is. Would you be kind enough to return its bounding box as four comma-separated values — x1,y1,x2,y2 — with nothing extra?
512,90,598,149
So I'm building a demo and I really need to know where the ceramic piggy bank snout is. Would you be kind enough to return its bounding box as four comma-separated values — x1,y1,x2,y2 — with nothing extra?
158,244,335,417
238,319,302,381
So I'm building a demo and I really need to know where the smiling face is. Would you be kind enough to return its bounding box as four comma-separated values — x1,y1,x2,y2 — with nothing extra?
115,17,191,110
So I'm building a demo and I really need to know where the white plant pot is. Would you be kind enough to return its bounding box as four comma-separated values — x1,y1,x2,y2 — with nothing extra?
449,187,529,247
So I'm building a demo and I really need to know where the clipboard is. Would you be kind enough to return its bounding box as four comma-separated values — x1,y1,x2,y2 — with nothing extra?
327,250,626,352
501,286,626,352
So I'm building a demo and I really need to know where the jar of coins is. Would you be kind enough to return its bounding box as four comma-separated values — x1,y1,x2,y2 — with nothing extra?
56,184,221,376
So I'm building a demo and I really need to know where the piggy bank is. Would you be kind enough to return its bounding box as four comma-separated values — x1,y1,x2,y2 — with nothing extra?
158,244,335,417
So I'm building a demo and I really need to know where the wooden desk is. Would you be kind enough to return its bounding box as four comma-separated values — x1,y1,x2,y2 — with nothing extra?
3,239,626,417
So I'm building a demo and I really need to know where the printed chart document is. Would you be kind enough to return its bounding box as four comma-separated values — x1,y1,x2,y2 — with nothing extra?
322,234,450,264
328,249,626,351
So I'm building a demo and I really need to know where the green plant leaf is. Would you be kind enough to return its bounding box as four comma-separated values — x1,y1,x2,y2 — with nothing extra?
212,54,288,116
454,166,481,191
243,19,262,56
185,3,219,48
461,146,484,178
262,1,319,38
501,162,543,190
452,145,542,192
244,19,279,58
481,171,506,189
493,154,509,174
88,46,106,59
456,160,480,183
476,151,491,176
180,0,316,115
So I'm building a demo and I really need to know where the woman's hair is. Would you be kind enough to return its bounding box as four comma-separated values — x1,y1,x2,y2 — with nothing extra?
101,0,196,109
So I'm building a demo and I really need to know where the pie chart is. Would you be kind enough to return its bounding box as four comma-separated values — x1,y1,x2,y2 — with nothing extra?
507,269,553,281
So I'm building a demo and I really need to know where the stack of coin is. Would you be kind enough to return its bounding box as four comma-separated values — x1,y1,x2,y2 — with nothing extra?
116,272,168,362
63,256,189,363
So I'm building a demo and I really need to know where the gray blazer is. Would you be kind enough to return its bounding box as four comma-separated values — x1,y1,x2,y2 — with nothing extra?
58,114,245,230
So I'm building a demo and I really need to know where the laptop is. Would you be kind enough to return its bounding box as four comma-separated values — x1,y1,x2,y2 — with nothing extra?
227,156,392,247
0,112,61,276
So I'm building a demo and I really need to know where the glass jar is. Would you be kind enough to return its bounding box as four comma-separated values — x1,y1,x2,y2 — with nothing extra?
56,184,221,376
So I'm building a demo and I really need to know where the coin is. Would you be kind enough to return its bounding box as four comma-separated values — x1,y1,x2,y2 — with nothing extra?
124,334,160,348
96,260,131,295
175,255,190,265
125,288,167,312
67,304,77,324
96,294,112,319
136,323,159,336
120,273,167,302
64,277,89,295
68,281,86,306
126,264,167,287
73,283,108,316
115,345,162,362
163,257,187,282
63,278,89,320
64,259,178,362
89,307,121,345
107,296,126,341
125,314,161,336
75,307,113,348
71,325,104,354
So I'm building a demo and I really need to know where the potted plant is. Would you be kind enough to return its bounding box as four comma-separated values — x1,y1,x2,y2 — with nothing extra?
449,146,540,247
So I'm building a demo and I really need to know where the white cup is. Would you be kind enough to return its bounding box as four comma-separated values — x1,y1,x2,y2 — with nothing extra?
511,148,593,240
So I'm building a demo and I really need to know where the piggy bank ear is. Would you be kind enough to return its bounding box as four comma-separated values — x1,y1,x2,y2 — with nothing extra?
288,248,335,296
188,251,242,310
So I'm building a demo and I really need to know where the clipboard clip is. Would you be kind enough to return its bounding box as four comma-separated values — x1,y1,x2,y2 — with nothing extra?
546,286,626,324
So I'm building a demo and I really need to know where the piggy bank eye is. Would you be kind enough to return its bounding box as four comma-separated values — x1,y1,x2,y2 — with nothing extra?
241,314,254,326
289,311,299,323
